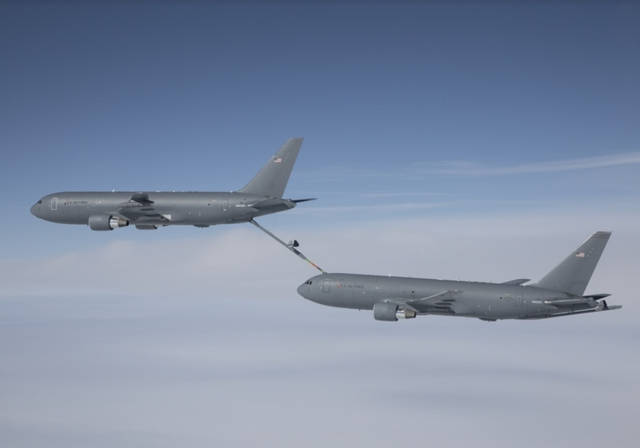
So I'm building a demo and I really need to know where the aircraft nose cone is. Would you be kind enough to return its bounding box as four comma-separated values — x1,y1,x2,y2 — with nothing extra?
297,283,307,298
31,199,46,219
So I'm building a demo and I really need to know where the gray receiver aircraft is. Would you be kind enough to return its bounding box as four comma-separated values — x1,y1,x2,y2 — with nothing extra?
297,231,621,321
31,138,313,230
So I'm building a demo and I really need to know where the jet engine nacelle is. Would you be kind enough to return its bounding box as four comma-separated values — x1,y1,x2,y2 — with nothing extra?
88,215,129,231
373,302,416,321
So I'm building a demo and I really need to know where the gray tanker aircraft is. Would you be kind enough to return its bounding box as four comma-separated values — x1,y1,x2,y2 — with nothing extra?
297,231,620,321
31,138,312,230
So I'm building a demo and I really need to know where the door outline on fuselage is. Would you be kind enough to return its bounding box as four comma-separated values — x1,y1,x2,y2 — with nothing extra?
321,279,331,293
51,197,58,211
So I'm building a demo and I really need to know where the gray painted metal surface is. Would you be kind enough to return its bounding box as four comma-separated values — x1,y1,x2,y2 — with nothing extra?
31,138,311,230
534,231,611,296
297,232,620,322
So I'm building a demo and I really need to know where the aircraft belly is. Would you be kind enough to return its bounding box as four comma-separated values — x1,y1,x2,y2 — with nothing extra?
224,208,257,223
452,295,524,320
153,205,228,225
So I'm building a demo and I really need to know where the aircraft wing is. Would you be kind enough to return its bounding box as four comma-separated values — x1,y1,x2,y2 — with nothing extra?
118,208,171,224
402,290,460,314
117,195,170,224
130,192,154,205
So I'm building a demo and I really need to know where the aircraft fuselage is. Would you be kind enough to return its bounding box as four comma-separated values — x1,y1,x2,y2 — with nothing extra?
297,273,609,321
30,137,308,230
30,191,296,229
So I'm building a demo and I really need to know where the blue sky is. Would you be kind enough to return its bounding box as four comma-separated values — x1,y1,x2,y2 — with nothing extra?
2,2,639,255
1,2,640,447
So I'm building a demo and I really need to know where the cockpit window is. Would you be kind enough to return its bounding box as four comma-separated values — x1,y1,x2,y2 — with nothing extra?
38,200,42,204
305,280,313,285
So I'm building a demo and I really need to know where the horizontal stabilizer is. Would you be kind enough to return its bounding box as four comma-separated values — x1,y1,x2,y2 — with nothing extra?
501,278,530,286
583,293,611,300
543,297,591,306
604,305,623,311
249,198,287,209
291,198,316,203
558,303,622,316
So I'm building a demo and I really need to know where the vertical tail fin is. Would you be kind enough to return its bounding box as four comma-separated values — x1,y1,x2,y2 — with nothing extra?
535,231,611,296
239,138,303,198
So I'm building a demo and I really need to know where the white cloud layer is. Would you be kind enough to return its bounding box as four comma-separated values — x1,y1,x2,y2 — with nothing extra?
1,208,639,447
